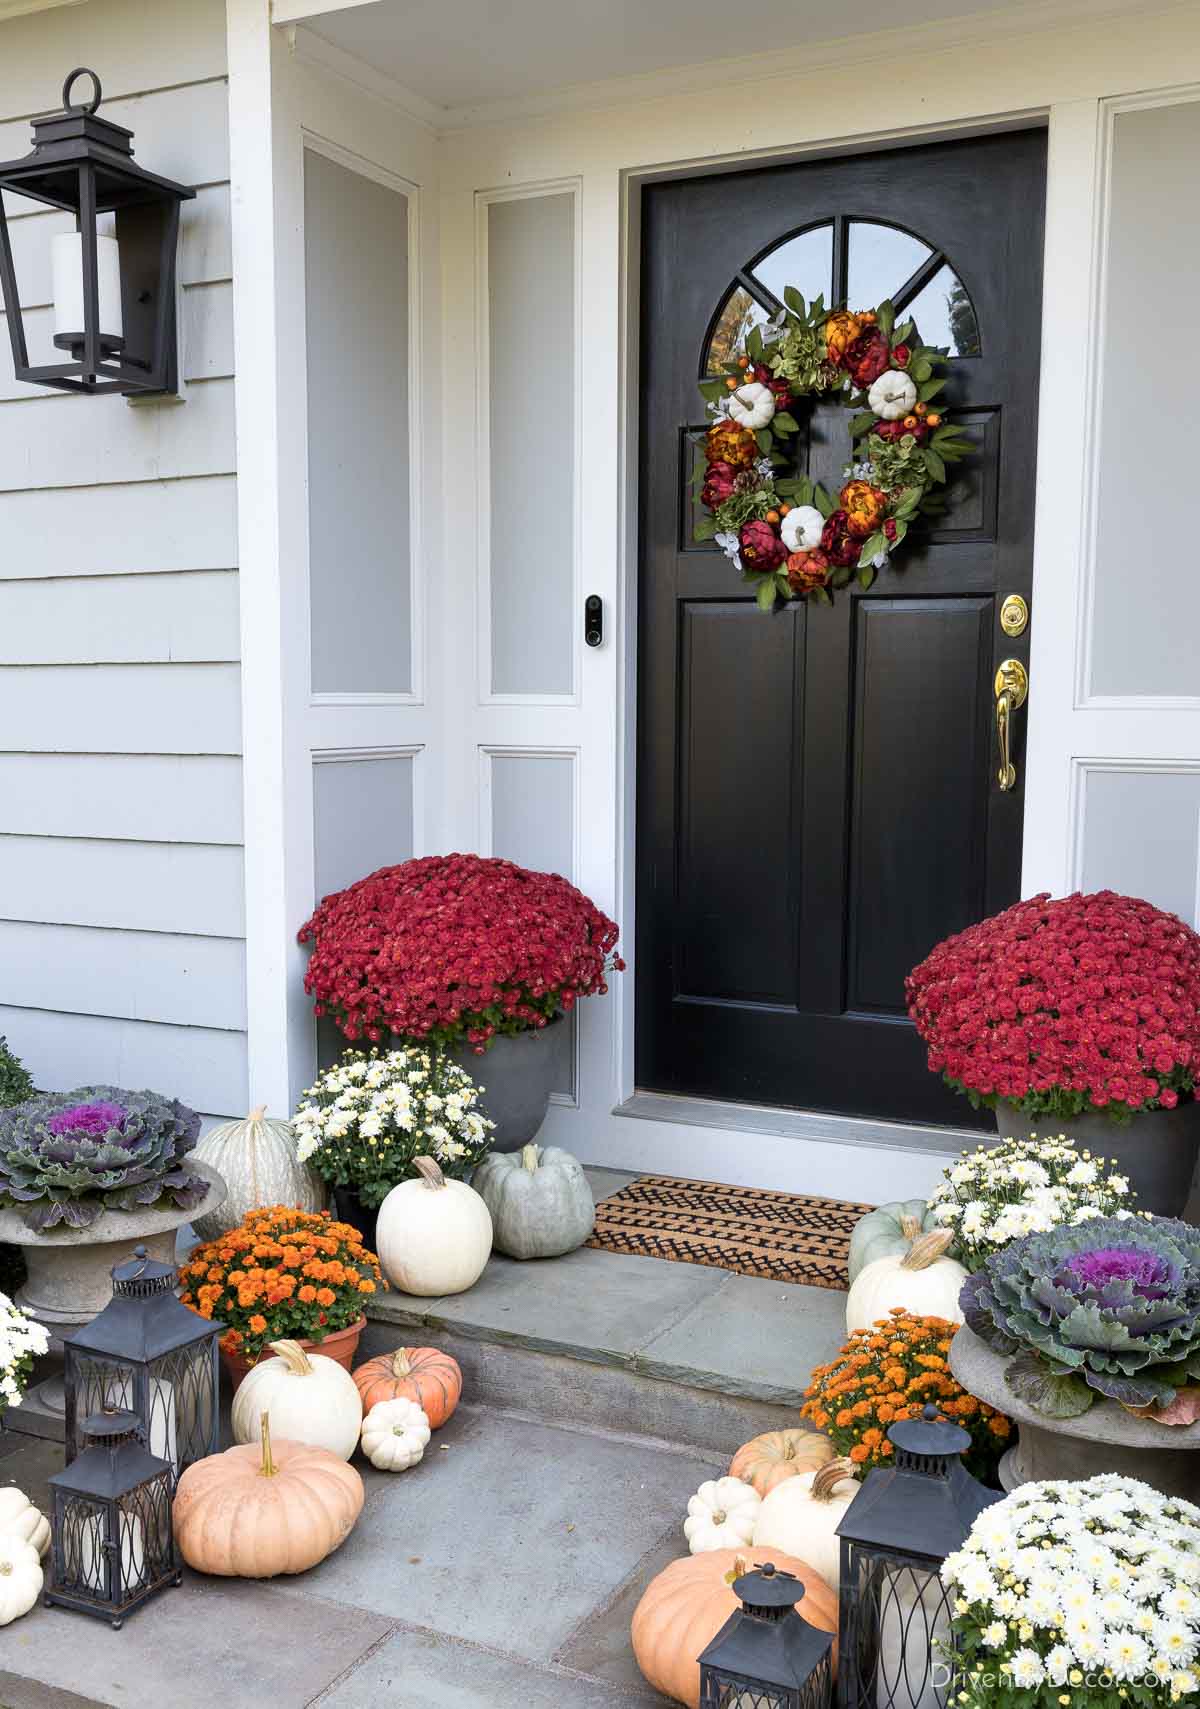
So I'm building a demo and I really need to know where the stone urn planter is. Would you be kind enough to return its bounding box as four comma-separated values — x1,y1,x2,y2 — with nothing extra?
994,1099,1199,1218
450,1026,561,1152
950,1321,1200,1501
0,1158,227,1418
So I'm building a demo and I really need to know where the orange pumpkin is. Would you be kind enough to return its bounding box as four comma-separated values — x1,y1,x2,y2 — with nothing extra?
632,1549,837,1707
173,1413,363,1578
729,1428,834,1497
352,1346,462,1428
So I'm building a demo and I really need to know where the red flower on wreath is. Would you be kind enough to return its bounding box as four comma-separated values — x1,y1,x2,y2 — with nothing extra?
786,548,831,594
891,343,912,368
905,891,1200,1118
701,460,738,509
842,329,891,388
298,854,623,1052
820,510,862,569
739,520,787,572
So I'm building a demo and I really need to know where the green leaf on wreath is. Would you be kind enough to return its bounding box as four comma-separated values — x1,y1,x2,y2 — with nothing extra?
876,299,896,338
796,475,814,505
755,576,777,612
694,515,718,542
746,325,764,363
698,379,727,404
755,429,773,455
830,566,851,589
775,571,792,598
894,319,915,344
774,479,800,499
858,532,886,565
784,286,807,318
924,448,947,483
774,411,799,434
891,519,908,546
918,377,947,403
813,484,835,519
857,565,876,590
815,586,833,605
911,359,933,383
848,411,877,439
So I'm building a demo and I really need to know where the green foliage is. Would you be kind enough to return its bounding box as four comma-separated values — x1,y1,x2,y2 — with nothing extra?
0,1038,33,1110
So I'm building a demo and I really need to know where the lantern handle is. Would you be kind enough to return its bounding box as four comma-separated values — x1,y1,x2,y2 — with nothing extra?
62,68,103,115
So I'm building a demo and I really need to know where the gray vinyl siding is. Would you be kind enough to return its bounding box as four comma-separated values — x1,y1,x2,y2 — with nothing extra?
0,0,247,1120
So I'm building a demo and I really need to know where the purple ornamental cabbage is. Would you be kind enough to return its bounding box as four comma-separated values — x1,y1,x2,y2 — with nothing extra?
0,1086,206,1232
961,1214,1200,1417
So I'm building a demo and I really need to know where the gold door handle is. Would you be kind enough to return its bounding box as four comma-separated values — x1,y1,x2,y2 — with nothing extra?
994,658,1028,791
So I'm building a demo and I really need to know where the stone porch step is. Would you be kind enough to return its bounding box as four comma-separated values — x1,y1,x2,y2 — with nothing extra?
362,1167,848,1456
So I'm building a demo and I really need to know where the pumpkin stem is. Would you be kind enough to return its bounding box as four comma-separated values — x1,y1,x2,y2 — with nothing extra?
520,1143,540,1173
247,1104,268,1122
811,1457,858,1500
390,1349,413,1378
269,1338,314,1376
413,1156,446,1191
901,1229,955,1271
259,1411,276,1478
724,1554,749,1587
899,1214,921,1241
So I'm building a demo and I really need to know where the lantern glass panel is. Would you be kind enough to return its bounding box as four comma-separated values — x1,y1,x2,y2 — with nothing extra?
702,1652,834,1708
840,1542,954,1709
67,1342,217,1478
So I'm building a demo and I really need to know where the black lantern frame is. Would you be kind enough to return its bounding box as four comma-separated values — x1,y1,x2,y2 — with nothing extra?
699,1561,835,1709
63,1243,222,1483
0,68,194,395
834,1405,1002,1709
46,1408,180,1627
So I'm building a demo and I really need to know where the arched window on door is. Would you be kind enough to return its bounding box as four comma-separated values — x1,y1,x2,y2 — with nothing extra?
704,217,980,374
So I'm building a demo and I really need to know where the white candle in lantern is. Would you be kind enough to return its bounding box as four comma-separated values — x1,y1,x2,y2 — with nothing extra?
76,1507,145,1599
876,1567,951,1709
99,1372,177,1472
51,230,123,341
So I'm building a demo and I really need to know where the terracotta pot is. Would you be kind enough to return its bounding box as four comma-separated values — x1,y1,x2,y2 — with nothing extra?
220,1314,366,1392
994,1099,1200,1218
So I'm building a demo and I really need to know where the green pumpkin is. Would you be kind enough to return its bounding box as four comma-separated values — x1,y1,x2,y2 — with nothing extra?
472,1144,596,1260
847,1199,939,1284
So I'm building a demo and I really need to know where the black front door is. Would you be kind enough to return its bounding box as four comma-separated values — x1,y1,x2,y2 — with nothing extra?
636,130,1046,1126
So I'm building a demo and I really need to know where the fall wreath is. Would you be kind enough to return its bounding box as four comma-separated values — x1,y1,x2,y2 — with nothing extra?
695,291,974,609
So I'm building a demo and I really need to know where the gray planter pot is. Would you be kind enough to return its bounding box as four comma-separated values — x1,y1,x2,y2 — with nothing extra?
995,1099,1200,1219
0,1159,227,1418
450,1028,560,1153
950,1322,1200,1502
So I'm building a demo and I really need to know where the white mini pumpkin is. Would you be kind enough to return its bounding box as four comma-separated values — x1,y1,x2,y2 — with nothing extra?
845,1228,967,1333
231,1339,362,1462
360,1397,431,1471
375,1156,492,1297
0,1488,49,1559
847,1202,938,1284
752,1457,860,1590
683,1476,762,1555
0,1534,42,1626
191,1105,324,1240
472,1143,595,1260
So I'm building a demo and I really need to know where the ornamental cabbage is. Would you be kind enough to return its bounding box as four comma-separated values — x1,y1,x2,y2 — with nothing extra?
962,1215,1200,1417
0,1087,206,1232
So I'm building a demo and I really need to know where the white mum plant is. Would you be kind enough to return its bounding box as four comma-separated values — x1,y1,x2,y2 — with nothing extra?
0,1291,48,1412
943,1475,1200,1707
293,1047,493,1210
928,1134,1139,1273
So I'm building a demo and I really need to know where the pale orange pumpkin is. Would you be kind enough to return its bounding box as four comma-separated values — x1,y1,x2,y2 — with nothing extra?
173,1412,364,1578
728,1428,834,1496
632,1549,837,1708
352,1346,462,1428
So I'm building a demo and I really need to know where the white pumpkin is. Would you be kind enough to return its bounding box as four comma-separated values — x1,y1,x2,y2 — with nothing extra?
726,381,775,430
192,1105,324,1240
472,1143,596,1260
0,1488,49,1559
847,1202,938,1284
845,1228,968,1333
375,1155,492,1297
0,1534,42,1626
684,1476,762,1555
360,1397,431,1471
231,1339,362,1462
752,1458,860,1590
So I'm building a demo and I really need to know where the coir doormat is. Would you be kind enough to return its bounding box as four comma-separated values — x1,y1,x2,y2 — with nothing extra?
586,1174,873,1290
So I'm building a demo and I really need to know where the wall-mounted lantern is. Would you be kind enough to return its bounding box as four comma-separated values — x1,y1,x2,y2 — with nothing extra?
0,68,194,396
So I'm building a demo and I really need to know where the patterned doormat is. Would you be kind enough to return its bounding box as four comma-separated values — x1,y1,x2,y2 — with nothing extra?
586,1174,873,1290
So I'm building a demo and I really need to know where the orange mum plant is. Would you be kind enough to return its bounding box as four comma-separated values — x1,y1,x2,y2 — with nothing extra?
800,1307,1010,1484
180,1205,384,1363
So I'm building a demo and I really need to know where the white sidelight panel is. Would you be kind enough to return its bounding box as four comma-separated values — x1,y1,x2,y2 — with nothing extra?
484,190,577,699
1075,762,1200,926
305,145,413,696
1086,98,1200,702
312,749,416,900
487,749,578,1098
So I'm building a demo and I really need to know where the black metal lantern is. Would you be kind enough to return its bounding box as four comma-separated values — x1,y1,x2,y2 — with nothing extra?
46,1407,180,1626
834,1404,1002,1709
0,68,193,395
63,1244,222,1481
698,1561,835,1709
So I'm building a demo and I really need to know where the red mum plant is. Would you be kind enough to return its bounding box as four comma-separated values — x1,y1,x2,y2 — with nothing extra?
298,854,623,1052
905,891,1200,1124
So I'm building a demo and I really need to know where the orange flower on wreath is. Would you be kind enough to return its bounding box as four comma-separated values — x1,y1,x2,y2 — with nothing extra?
704,419,757,472
823,310,864,364
840,480,888,540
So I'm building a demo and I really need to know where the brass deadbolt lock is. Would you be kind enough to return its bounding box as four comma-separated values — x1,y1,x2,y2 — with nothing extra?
1000,594,1029,637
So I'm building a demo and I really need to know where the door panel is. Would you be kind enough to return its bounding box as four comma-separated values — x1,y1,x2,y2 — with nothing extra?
636,130,1046,1125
